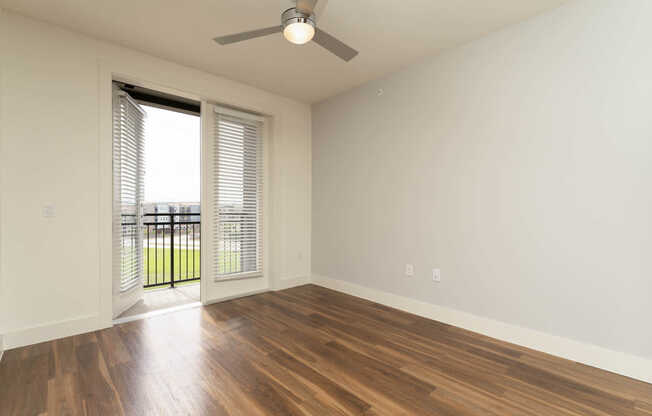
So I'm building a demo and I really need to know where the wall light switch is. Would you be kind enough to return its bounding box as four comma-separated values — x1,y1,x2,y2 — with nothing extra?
405,264,414,277
42,204,56,218
432,269,441,283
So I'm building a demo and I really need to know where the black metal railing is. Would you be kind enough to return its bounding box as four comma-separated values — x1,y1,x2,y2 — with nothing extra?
143,213,200,288
122,212,201,289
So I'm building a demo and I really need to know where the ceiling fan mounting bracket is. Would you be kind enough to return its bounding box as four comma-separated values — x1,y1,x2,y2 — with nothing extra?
281,8,315,30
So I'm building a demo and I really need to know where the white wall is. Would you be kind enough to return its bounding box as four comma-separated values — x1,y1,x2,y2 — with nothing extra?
0,10,311,349
312,0,652,373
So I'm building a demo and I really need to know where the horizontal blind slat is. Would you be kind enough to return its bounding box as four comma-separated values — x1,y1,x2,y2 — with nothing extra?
214,111,263,278
114,92,145,293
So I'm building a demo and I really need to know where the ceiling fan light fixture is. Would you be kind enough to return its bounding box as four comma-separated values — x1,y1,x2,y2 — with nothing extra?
282,8,315,45
284,22,315,45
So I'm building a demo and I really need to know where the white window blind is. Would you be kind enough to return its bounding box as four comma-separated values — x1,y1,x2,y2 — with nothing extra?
113,90,146,292
213,107,264,279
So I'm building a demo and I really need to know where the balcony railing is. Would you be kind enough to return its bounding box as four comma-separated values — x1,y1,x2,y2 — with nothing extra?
143,213,200,288
121,212,201,289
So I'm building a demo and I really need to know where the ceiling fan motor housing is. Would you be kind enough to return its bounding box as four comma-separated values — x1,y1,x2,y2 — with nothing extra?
282,8,315,30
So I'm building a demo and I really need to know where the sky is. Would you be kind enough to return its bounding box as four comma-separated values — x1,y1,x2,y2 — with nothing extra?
142,105,200,203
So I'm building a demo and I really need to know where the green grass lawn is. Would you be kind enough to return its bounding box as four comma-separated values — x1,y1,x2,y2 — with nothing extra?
142,248,241,286
144,248,200,286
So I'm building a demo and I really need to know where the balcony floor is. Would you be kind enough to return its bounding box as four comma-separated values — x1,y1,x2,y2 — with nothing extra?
117,283,200,320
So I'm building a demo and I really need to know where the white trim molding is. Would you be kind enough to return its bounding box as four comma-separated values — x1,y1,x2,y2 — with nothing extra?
4,280,307,350
311,274,652,385
273,275,311,291
3,315,110,350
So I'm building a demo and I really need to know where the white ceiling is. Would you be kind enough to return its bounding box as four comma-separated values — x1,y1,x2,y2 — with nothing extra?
0,0,569,103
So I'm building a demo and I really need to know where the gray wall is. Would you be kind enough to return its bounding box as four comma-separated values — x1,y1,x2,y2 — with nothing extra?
312,0,652,359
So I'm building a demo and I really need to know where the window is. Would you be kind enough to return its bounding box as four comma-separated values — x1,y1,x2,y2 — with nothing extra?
213,107,264,279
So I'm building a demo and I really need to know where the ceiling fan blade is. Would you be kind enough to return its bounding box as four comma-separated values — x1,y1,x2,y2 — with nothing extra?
296,0,318,14
214,26,282,45
312,28,358,62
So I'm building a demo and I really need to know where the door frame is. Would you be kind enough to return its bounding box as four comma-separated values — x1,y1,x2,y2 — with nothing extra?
98,61,282,328
199,103,272,303
100,70,208,325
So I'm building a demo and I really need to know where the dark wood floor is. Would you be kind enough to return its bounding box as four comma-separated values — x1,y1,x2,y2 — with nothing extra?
1,285,651,415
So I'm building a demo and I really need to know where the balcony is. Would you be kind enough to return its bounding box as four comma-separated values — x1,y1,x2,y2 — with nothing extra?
142,212,201,288
118,208,257,319
117,211,200,319
122,210,258,281
120,211,201,289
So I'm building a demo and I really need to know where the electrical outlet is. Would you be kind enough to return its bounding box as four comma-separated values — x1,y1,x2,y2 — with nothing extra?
405,264,414,277
432,268,441,283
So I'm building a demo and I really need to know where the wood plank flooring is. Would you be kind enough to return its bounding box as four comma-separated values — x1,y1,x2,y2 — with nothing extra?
1,284,651,415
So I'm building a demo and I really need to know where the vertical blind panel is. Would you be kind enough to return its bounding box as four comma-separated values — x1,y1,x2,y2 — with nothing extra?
113,92,146,292
214,112,263,278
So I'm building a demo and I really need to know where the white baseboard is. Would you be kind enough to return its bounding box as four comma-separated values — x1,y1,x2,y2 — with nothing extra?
3,315,109,350
0,334,4,363
2,276,310,351
311,274,652,385
273,275,311,291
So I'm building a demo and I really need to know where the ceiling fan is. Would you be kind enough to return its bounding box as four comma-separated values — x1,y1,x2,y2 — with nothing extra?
213,0,358,62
